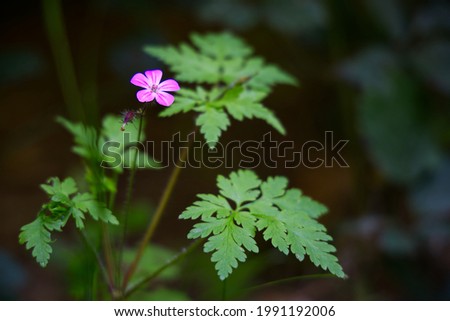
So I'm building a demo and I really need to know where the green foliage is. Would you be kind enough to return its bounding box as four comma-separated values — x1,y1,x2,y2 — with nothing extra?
18,215,54,268
100,115,159,171
59,115,159,175
19,177,118,267
180,170,344,280
145,32,297,147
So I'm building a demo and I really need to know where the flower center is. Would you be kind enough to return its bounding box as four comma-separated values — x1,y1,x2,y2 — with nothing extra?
151,84,158,93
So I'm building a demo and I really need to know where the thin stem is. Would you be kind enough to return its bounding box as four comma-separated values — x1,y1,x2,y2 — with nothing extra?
101,223,115,290
108,171,119,211
246,273,335,293
42,0,85,123
122,138,191,291
78,229,114,294
221,279,228,301
78,0,107,124
119,109,146,277
123,239,202,299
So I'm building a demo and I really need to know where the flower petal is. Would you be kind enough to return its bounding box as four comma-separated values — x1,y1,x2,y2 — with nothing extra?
158,79,180,92
144,70,162,86
130,73,150,88
155,91,175,106
136,89,156,102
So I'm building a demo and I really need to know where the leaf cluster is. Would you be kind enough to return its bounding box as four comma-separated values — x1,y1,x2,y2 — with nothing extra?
180,170,345,280
144,32,298,148
19,177,118,267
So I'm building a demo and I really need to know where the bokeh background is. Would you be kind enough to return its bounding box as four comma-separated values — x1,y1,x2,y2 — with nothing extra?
1,0,449,300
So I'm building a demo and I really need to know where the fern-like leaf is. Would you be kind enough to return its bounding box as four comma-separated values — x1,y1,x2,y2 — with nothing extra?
180,170,345,280
144,32,296,147
19,215,53,267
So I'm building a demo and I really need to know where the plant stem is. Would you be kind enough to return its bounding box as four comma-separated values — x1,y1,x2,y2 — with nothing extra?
78,229,114,294
122,137,191,291
42,0,85,123
101,223,115,291
123,239,202,299
246,273,335,293
119,109,146,276
221,279,228,301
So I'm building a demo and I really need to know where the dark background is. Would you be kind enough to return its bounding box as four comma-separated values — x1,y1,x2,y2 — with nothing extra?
1,0,449,300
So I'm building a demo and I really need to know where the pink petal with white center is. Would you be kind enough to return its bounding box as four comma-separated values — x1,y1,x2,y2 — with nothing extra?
155,91,175,106
145,70,162,86
158,79,180,92
136,89,156,102
130,73,150,88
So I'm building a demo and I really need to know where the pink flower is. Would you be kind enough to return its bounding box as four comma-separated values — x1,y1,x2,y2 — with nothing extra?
130,70,180,106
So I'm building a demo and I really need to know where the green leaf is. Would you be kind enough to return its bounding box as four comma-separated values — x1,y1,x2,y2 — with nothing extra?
196,108,230,148
285,214,345,278
57,117,100,162
71,207,85,229
145,32,295,146
145,44,221,84
20,176,119,267
101,114,142,145
159,96,197,117
19,215,52,267
256,213,289,255
101,114,160,171
248,64,299,90
180,194,231,220
204,222,253,281
190,32,252,60
180,170,344,280
40,177,78,197
73,193,119,225
217,170,261,207
273,189,328,219
222,97,286,135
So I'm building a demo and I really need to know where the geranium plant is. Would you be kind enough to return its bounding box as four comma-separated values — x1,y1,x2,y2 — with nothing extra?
19,32,345,300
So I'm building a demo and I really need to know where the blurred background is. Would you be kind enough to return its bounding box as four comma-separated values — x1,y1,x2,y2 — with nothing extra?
1,0,449,300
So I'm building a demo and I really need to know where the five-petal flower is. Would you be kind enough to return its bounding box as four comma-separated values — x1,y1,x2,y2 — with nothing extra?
130,70,180,106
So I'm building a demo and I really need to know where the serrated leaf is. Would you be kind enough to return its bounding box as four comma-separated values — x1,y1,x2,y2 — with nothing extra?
181,170,344,280
204,223,248,281
40,177,77,197
272,188,328,219
145,44,221,84
144,32,295,145
61,177,77,195
159,96,197,117
187,217,227,239
217,170,261,207
73,193,119,225
190,32,252,60
19,215,52,267
248,64,298,90
222,96,286,135
71,207,85,229
285,219,345,278
57,117,100,162
180,194,231,220
196,108,230,148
